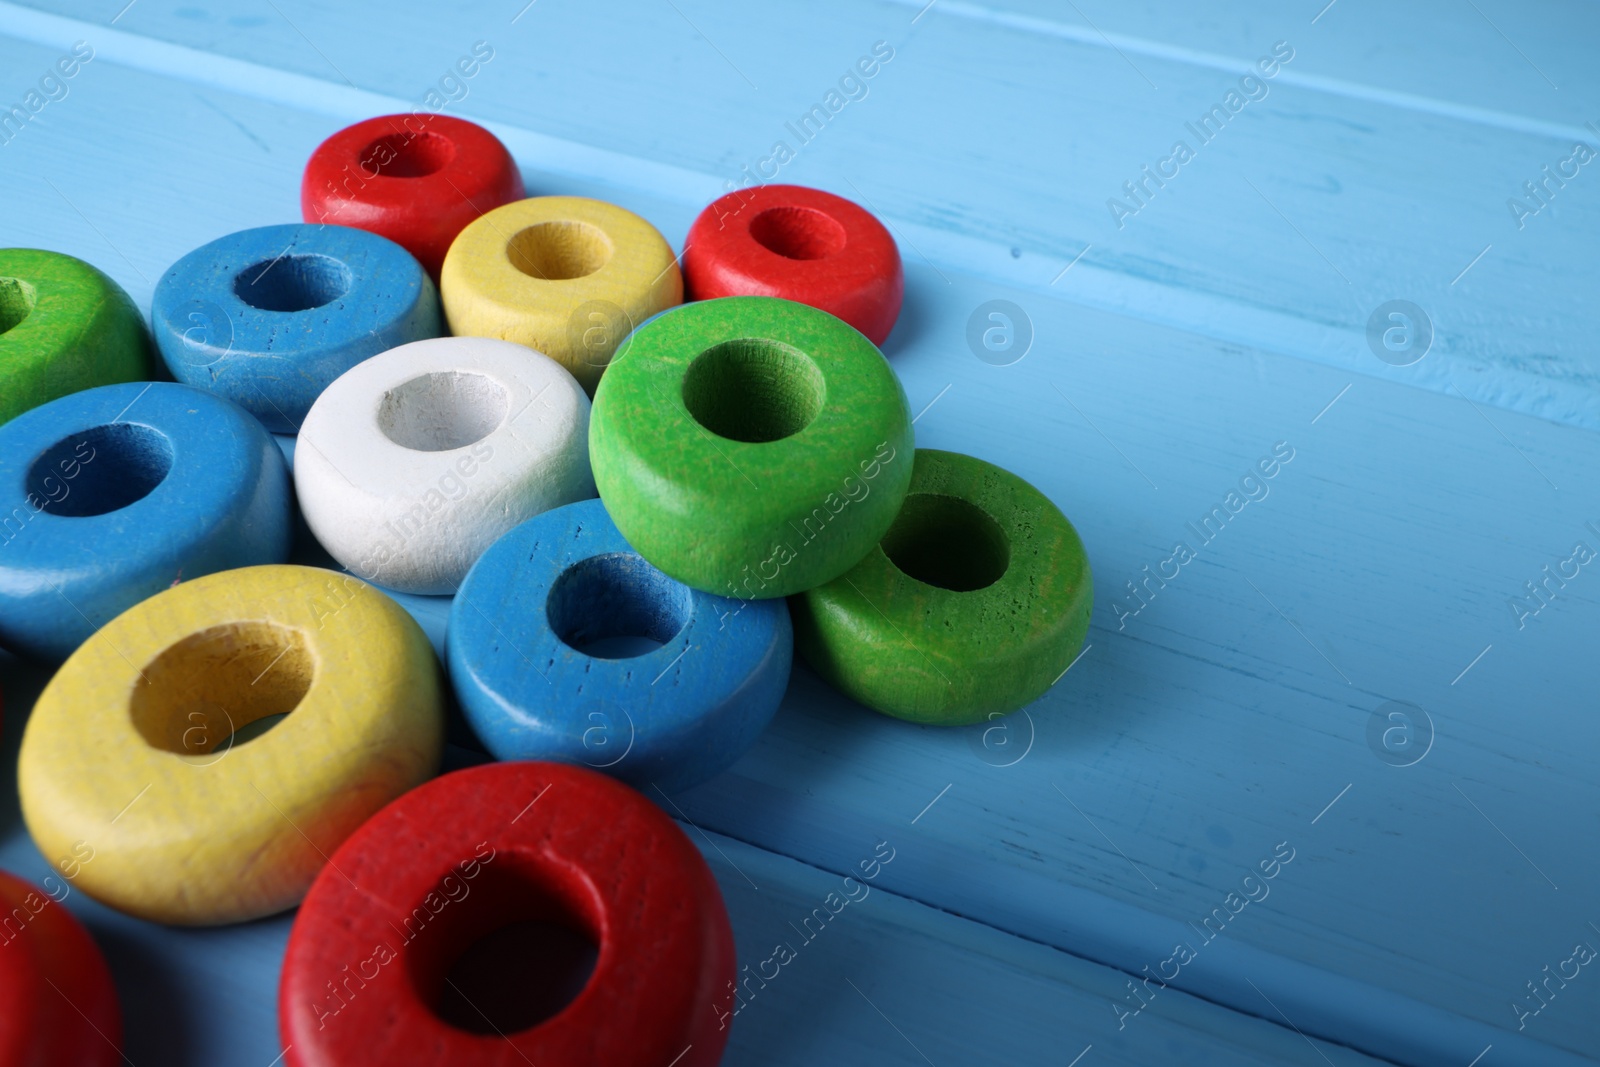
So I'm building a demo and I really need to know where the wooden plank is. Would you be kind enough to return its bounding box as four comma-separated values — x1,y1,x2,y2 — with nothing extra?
681,831,1402,1066
669,302,1600,1064
881,0,1600,129
7,1,1600,428
0,697,1394,1066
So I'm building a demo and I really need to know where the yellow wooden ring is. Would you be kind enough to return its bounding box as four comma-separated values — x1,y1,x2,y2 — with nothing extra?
17,564,444,926
439,195,682,392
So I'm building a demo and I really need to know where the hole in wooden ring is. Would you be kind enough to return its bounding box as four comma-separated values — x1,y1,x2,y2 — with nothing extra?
881,493,1010,592
233,254,352,313
377,371,509,452
748,205,847,260
27,423,173,518
681,338,825,444
546,552,691,659
361,130,456,178
130,622,312,756
0,277,37,335
506,221,613,280
407,855,601,1035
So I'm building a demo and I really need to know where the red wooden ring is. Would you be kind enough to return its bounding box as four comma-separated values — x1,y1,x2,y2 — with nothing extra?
279,761,736,1067
301,114,525,278
0,868,122,1067
684,184,904,344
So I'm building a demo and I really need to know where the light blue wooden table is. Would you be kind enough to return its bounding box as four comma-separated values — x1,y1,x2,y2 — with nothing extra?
2,2,1598,1063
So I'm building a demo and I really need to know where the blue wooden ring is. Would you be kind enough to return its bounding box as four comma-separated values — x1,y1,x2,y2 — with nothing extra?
447,497,792,793
150,223,442,433
0,382,292,661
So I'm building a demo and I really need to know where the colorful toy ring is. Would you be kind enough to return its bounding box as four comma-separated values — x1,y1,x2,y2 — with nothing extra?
279,761,736,1067
0,381,292,662
449,498,792,792
17,564,445,925
0,247,149,427
791,448,1092,725
440,196,681,392
302,113,524,278
684,183,902,344
151,223,442,432
0,868,123,1067
591,296,913,598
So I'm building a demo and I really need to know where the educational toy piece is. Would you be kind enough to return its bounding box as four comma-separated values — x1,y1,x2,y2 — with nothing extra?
0,381,293,662
685,184,903,344
591,296,913,599
295,336,594,595
449,498,792,792
0,869,123,1067
791,448,1092,725
279,761,735,1067
439,196,682,392
0,248,149,427
151,223,442,433
301,113,525,278
17,565,445,925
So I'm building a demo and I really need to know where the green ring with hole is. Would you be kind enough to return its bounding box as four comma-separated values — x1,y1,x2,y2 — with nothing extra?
590,296,912,598
791,448,1093,725
0,249,150,427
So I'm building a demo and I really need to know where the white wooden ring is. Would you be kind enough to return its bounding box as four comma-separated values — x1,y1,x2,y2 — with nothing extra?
295,336,595,594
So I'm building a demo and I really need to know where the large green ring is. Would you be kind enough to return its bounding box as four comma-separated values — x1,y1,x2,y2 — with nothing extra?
591,296,912,598
0,249,150,427
791,448,1093,725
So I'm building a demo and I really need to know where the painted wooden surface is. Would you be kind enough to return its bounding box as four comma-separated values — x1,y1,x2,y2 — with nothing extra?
1,1,1598,1064
0,731,1394,1066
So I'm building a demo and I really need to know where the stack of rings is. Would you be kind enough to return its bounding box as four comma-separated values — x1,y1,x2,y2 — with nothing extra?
4,113,1104,1059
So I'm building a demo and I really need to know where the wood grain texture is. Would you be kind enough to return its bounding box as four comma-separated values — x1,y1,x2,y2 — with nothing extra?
0,2,1596,1063
0,747,1400,1066
704,830,1394,1066
14,0,1597,427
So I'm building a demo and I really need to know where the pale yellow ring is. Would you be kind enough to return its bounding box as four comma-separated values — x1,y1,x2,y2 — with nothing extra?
440,195,683,393
18,564,444,925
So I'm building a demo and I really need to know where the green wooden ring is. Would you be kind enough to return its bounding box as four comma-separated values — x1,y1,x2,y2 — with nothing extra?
0,249,150,427
591,296,913,598
791,448,1092,725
